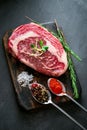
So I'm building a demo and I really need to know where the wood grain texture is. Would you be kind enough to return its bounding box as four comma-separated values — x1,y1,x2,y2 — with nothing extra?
2,22,81,110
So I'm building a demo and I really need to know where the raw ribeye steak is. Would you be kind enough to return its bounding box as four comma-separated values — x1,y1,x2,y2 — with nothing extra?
8,22,68,77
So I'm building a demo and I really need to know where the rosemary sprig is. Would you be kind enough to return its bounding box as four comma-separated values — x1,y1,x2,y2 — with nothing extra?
51,31,81,61
54,20,81,61
67,54,79,98
54,20,80,98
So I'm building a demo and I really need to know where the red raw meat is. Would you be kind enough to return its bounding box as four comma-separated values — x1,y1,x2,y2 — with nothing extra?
8,22,68,76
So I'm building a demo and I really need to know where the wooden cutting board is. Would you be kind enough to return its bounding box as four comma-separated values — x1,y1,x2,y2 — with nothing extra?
2,22,81,110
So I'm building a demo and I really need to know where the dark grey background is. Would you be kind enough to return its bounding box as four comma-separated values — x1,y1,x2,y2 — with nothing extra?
0,0,87,130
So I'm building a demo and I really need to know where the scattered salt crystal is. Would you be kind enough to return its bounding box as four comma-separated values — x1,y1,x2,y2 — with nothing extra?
17,71,33,87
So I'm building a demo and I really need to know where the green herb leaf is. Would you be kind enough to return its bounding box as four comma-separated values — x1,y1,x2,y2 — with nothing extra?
64,45,81,61
39,40,44,47
42,46,49,52
30,44,35,48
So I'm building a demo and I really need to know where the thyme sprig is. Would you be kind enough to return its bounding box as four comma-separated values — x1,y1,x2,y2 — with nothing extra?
54,20,81,98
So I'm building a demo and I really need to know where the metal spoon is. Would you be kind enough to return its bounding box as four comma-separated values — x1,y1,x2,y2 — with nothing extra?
48,78,87,113
30,83,86,130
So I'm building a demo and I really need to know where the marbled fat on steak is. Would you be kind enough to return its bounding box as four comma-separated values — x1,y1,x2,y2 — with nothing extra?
8,22,68,76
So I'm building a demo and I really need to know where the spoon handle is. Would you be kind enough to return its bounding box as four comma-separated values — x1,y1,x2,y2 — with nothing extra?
65,94,87,112
50,101,86,130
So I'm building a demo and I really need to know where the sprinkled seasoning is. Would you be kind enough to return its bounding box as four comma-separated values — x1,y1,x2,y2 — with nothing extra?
17,71,33,87
31,83,49,103
48,78,62,94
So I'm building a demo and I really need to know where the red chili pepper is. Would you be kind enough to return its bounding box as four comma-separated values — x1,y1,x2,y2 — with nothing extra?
49,78,62,94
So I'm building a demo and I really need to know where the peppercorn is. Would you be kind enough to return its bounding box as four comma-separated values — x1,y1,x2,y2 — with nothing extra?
31,83,49,103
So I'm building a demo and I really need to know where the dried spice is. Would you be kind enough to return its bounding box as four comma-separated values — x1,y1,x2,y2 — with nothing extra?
31,83,49,103
48,78,62,94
